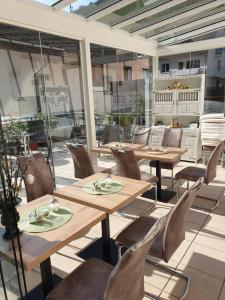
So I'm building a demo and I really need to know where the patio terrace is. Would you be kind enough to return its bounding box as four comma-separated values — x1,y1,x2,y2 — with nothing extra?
2,144,225,300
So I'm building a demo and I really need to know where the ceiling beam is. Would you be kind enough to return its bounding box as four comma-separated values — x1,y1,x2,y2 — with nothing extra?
148,9,225,40
158,36,225,56
131,0,225,36
0,0,157,56
53,0,75,10
112,0,187,30
158,20,225,47
86,0,136,21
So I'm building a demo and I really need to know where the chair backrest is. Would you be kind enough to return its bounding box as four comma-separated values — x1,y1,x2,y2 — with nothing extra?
161,128,183,148
132,127,151,146
111,148,141,180
162,178,203,262
66,143,94,179
105,216,167,300
205,142,224,184
18,153,54,202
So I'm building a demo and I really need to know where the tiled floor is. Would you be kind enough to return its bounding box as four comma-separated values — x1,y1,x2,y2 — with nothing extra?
1,143,225,300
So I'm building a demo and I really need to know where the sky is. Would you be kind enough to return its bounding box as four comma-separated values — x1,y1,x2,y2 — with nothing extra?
35,0,97,10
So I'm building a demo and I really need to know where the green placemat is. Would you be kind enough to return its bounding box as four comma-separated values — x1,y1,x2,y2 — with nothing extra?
83,180,123,195
18,206,73,233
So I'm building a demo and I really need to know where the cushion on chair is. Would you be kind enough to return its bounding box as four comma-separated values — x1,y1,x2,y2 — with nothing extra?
141,173,158,183
46,258,113,300
175,166,206,182
116,216,164,259
149,157,180,170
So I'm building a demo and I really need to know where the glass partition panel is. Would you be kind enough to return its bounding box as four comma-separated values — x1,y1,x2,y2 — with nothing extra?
0,23,85,299
91,44,152,144
39,33,86,146
159,50,225,114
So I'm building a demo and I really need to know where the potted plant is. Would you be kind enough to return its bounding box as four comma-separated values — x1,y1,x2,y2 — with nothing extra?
3,117,28,155
0,117,25,240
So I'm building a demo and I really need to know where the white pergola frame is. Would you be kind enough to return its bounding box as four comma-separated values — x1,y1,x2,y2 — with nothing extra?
1,0,225,156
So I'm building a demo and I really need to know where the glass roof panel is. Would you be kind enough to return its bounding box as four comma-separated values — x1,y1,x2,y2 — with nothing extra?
176,28,225,45
34,0,61,5
64,0,120,16
122,0,212,32
158,17,225,44
144,5,225,39
98,0,164,26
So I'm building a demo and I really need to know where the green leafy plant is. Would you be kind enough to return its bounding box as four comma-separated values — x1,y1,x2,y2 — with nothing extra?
3,117,28,144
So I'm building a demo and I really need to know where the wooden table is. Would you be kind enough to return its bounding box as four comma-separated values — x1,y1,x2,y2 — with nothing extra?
0,195,106,297
54,173,151,264
92,142,144,155
92,145,187,202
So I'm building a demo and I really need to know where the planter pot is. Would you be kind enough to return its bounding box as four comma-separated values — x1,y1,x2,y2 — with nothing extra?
29,143,38,151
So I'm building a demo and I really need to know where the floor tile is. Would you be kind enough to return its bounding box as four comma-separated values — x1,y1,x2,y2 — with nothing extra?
164,264,223,300
179,242,225,279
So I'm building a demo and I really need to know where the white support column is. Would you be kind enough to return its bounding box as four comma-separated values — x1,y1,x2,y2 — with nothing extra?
152,56,159,125
152,56,159,79
80,38,97,162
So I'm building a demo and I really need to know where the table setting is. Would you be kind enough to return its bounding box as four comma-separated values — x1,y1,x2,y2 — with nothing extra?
18,198,73,233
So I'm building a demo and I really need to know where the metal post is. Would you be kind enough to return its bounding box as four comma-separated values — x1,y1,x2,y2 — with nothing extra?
156,160,162,201
101,214,111,263
40,257,54,297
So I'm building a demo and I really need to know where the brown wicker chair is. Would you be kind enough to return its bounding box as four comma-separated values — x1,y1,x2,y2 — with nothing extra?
175,141,224,211
116,178,203,300
150,127,183,188
132,126,151,146
111,148,158,202
18,153,54,202
66,143,111,179
45,216,167,300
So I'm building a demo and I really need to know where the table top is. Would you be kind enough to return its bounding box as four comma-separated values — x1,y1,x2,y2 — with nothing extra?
92,142,144,155
141,146,187,155
0,195,106,271
54,173,151,214
104,142,144,150
92,145,185,163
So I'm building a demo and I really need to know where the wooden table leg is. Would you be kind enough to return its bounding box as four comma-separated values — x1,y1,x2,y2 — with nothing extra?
40,257,53,297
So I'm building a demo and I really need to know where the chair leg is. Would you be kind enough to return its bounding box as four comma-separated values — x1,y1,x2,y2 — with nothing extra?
147,259,190,300
118,245,128,259
150,164,152,175
153,181,158,205
186,180,189,190
176,179,180,200
171,169,174,189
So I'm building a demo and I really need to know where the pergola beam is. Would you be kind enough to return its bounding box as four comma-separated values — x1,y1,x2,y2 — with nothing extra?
112,0,187,30
53,0,75,10
148,9,225,40
0,0,157,56
158,36,225,56
131,0,225,36
86,0,136,21
158,20,225,47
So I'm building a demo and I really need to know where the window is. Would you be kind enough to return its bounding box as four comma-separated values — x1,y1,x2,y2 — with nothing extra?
194,59,200,68
178,62,183,70
186,60,200,69
186,60,192,69
161,63,170,73
124,66,132,80
217,59,222,71
215,48,223,55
